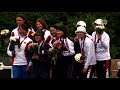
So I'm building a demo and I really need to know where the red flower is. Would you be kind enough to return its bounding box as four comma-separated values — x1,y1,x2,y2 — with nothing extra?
53,40,62,49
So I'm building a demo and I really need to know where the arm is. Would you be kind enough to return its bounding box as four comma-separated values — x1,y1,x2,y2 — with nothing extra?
101,35,110,49
66,38,75,56
84,41,94,70
7,43,15,57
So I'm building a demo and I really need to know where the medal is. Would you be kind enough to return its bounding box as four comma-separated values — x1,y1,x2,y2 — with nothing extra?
18,48,21,52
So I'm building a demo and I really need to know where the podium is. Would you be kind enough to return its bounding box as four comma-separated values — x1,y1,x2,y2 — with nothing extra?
0,57,12,78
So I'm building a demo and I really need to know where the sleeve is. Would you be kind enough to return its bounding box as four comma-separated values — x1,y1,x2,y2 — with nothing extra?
7,43,13,57
100,35,110,49
25,40,33,65
66,38,75,55
44,30,51,40
84,40,94,69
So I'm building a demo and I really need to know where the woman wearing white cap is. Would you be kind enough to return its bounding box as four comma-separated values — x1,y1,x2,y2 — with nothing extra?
74,21,87,42
92,19,111,78
74,26,96,78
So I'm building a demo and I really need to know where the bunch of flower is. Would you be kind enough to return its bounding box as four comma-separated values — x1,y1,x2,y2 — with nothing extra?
101,19,107,26
74,53,85,63
53,40,62,49
0,29,10,42
9,36,20,51
47,40,62,65
0,29,10,35
95,19,107,30
29,43,38,55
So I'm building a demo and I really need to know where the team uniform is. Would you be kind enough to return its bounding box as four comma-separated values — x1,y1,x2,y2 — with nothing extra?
92,31,111,78
7,35,33,78
56,37,75,78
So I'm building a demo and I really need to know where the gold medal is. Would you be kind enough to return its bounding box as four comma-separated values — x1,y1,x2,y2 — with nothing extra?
17,48,21,52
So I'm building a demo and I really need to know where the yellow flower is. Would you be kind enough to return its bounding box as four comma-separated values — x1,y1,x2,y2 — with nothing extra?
0,29,10,35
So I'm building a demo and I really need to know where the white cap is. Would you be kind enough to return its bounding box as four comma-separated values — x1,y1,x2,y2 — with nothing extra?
76,21,86,27
94,19,103,25
75,26,86,34
117,61,120,69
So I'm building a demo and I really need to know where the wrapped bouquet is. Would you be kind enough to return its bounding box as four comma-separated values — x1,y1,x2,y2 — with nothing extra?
74,53,85,63
9,36,20,51
48,40,62,65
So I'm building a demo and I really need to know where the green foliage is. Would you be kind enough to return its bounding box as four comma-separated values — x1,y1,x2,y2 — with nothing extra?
0,12,120,59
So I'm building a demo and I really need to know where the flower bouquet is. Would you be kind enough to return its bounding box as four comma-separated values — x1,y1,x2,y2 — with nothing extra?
47,40,62,65
9,36,20,51
0,29,10,45
74,53,85,63
0,29,10,35
29,43,38,55
95,19,107,35
53,40,62,49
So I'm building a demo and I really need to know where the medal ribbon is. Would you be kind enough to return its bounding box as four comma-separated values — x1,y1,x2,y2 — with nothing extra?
18,36,27,49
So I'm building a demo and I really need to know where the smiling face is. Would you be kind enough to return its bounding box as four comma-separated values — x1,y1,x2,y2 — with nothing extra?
57,30,64,38
34,34,42,42
16,17,25,26
36,21,43,30
50,27,57,37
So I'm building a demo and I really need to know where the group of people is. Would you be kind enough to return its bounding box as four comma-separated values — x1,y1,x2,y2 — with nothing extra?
6,14,111,78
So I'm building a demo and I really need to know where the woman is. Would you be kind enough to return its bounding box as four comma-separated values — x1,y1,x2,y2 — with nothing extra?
29,30,51,78
35,18,51,41
7,23,33,78
92,18,111,78
11,14,35,40
74,26,96,78
45,25,59,78
55,25,75,78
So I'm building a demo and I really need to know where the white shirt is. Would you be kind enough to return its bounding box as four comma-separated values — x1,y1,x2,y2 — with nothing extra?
62,37,75,56
79,36,96,69
42,29,51,41
92,31,111,61
7,36,33,65
11,26,35,37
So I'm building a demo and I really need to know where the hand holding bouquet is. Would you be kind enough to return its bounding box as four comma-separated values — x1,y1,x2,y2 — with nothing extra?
48,40,62,65
9,36,20,51
29,43,38,55
48,47,57,65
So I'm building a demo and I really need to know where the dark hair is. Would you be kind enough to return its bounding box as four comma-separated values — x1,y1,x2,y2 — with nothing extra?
50,25,58,30
57,25,68,38
16,14,31,29
20,23,29,32
36,18,48,29
34,30,44,40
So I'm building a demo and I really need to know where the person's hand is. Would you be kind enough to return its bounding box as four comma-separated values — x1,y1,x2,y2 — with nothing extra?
28,43,34,49
26,66,32,72
74,35,79,41
97,34,101,40
82,68,87,74
32,54,39,60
